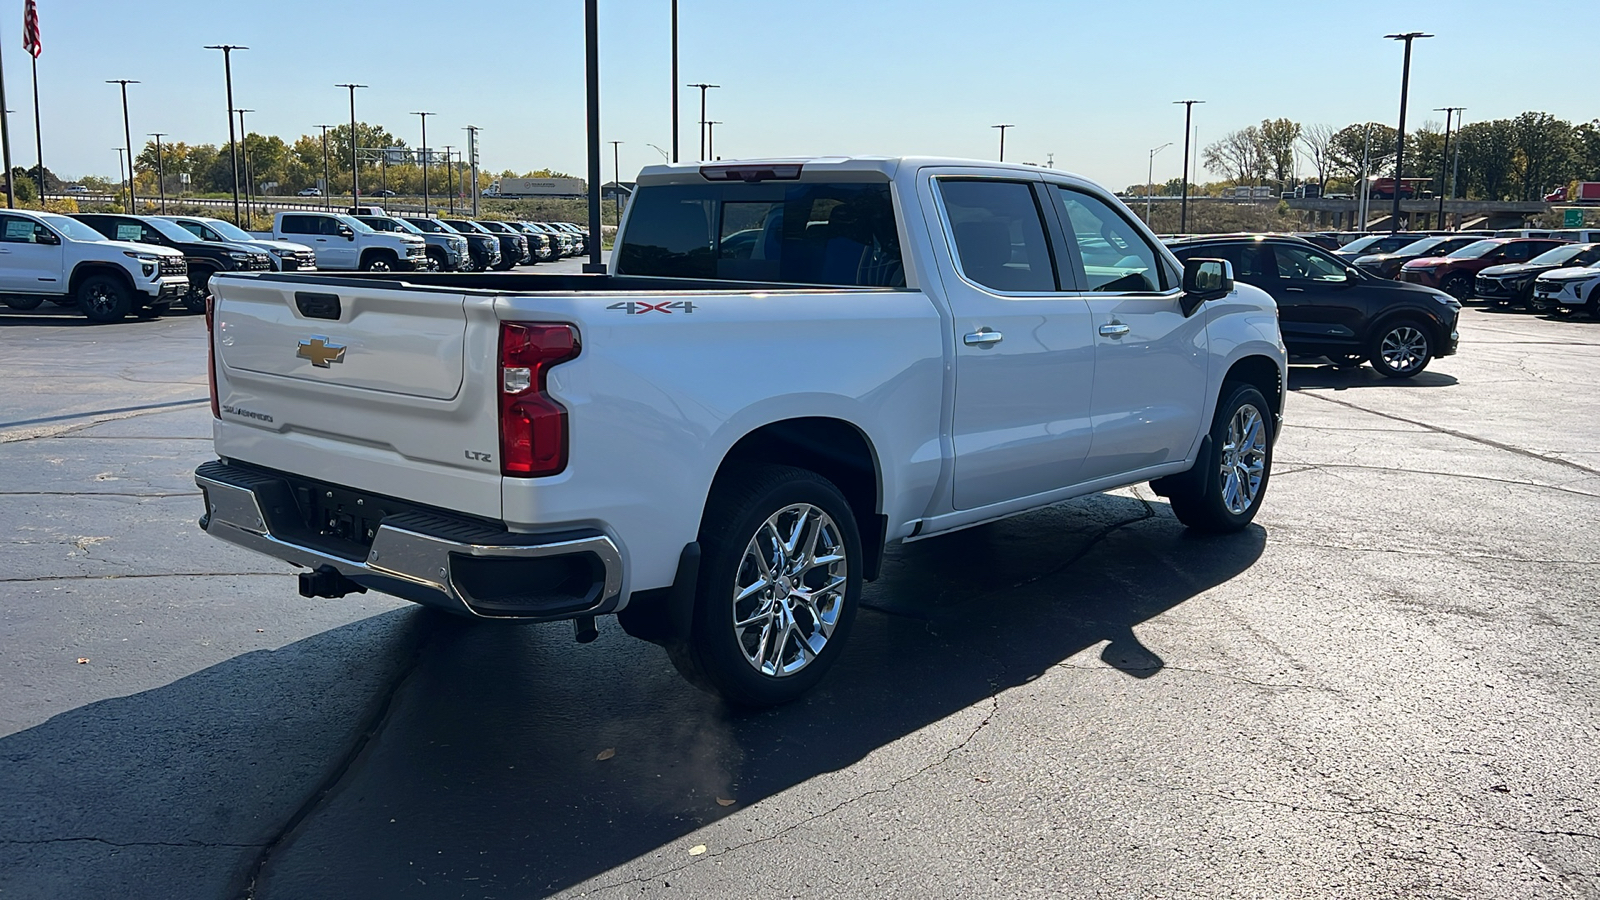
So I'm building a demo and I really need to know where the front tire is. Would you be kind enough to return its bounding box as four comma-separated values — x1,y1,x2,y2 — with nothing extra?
360,252,397,272
1368,319,1433,378
1441,273,1471,300
1164,384,1274,533
668,464,862,708
424,248,447,272
77,274,131,324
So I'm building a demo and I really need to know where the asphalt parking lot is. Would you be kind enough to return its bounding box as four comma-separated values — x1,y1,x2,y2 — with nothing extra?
2,297,1597,899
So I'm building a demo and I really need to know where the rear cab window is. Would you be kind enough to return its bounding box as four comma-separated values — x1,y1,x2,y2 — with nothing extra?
617,179,904,287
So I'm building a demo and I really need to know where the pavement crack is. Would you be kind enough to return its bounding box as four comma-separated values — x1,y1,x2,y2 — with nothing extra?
589,691,1003,896
1271,460,1600,498
0,836,263,849
0,491,202,498
1296,391,1600,479
234,616,436,900
1212,793,1600,842
1266,539,1597,565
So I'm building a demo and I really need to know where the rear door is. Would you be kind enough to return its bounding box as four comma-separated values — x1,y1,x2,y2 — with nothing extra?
1048,183,1208,482
211,277,505,518
0,215,63,293
923,171,1097,510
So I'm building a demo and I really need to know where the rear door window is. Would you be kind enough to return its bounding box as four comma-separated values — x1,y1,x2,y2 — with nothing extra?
617,181,904,286
281,215,314,235
936,179,1057,292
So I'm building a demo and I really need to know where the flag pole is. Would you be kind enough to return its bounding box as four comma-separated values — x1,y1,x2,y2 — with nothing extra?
0,30,14,208
30,56,42,201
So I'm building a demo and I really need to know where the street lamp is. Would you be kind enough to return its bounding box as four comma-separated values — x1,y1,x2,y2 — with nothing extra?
1434,106,1463,229
646,142,670,162
706,121,721,160
1384,31,1433,232
992,124,1017,160
1146,141,1173,224
106,80,139,212
203,45,247,224
413,111,433,214
336,83,367,205
114,147,125,207
315,124,334,209
149,133,166,212
236,109,254,221
670,0,679,162
1173,99,1204,234
464,125,480,217
687,82,719,160
441,145,455,215
609,140,623,221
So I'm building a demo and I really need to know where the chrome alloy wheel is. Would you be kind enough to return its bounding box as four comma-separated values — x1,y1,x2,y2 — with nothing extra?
732,503,848,677
1379,325,1429,374
1218,403,1268,515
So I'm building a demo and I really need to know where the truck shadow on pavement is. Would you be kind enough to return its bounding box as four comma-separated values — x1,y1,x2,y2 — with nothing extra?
0,493,1263,899
1287,364,1458,391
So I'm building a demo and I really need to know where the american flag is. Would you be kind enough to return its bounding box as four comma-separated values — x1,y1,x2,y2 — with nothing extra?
22,0,40,59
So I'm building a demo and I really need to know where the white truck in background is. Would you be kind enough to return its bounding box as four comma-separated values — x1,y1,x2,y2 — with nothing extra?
256,211,426,272
0,209,188,322
196,156,1286,706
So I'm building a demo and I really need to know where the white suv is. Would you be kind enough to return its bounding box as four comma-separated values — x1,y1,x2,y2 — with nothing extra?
0,210,188,322
1531,264,1600,318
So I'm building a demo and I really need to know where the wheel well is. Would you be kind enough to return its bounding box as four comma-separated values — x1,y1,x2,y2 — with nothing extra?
359,247,397,265
1223,355,1282,417
711,417,886,580
67,263,134,296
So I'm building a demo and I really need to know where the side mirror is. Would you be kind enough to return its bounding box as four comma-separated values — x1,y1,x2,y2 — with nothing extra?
36,230,60,246
338,226,354,241
1180,258,1233,317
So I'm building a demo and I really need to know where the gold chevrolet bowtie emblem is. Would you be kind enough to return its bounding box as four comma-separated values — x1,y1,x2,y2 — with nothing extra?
296,336,347,368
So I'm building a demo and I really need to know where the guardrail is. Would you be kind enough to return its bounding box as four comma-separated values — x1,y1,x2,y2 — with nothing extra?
50,194,463,217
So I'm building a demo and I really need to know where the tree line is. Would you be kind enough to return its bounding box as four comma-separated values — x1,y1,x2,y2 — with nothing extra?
1143,111,1600,202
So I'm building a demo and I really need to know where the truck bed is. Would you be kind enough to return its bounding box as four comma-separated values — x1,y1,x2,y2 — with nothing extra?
219,270,911,296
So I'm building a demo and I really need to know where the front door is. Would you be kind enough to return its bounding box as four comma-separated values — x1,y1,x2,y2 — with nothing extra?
1263,242,1367,350
1047,184,1208,482
0,215,64,294
927,173,1097,510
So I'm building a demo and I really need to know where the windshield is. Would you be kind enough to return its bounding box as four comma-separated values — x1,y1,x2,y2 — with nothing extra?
479,222,511,233
444,220,485,234
142,217,200,243
407,218,452,234
200,218,256,242
1391,237,1447,256
36,213,107,243
1338,235,1386,254
1528,244,1597,267
1447,240,1502,260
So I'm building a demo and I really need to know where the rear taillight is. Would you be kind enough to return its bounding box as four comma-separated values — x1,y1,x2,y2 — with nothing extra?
499,323,580,477
206,294,219,419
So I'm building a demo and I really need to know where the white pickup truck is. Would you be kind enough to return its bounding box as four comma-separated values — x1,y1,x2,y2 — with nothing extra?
257,210,426,272
0,209,189,321
196,157,1285,706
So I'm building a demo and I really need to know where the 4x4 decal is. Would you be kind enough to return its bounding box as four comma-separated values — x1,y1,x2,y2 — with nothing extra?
606,300,697,315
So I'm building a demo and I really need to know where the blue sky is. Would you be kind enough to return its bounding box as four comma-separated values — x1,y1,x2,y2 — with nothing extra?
3,0,1593,188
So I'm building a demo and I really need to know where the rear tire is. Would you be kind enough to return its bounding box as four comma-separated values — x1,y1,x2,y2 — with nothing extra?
77,274,131,324
667,464,862,708
1164,384,1274,534
1368,318,1433,378
3,296,43,311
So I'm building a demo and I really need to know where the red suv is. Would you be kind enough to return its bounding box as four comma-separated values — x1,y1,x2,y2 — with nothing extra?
1399,238,1568,299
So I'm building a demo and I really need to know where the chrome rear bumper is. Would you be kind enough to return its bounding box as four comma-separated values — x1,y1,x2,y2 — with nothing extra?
195,460,623,620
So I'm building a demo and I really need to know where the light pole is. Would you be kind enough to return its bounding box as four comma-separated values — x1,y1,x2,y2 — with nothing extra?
316,124,333,209
149,132,166,212
609,140,623,220
464,125,480,217
1173,99,1204,234
1384,32,1432,232
671,0,679,162
706,121,721,160
107,79,139,212
0,44,13,207
203,45,247,224
236,109,254,221
583,0,603,273
442,145,455,215
1451,109,1465,211
1146,142,1173,224
336,83,367,206
413,110,432,214
1434,106,1463,229
992,124,1013,162
646,143,670,162
687,82,719,160
114,147,125,207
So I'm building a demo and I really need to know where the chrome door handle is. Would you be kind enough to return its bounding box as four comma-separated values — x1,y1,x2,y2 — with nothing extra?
1098,323,1131,337
963,330,1003,346
1284,286,1305,292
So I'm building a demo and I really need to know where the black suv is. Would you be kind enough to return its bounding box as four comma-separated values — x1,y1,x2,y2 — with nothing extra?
73,213,272,312
1168,235,1460,378
1475,243,1600,309
443,219,523,270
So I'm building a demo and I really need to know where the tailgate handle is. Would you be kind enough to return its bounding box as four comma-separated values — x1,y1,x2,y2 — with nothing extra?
295,292,342,320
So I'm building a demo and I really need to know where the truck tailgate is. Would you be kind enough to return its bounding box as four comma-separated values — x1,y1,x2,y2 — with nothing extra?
211,275,504,519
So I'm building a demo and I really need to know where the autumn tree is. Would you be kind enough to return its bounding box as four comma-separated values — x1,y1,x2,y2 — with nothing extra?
1257,118,1301,188
1299,123,1336,191
1202,127,1267,184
